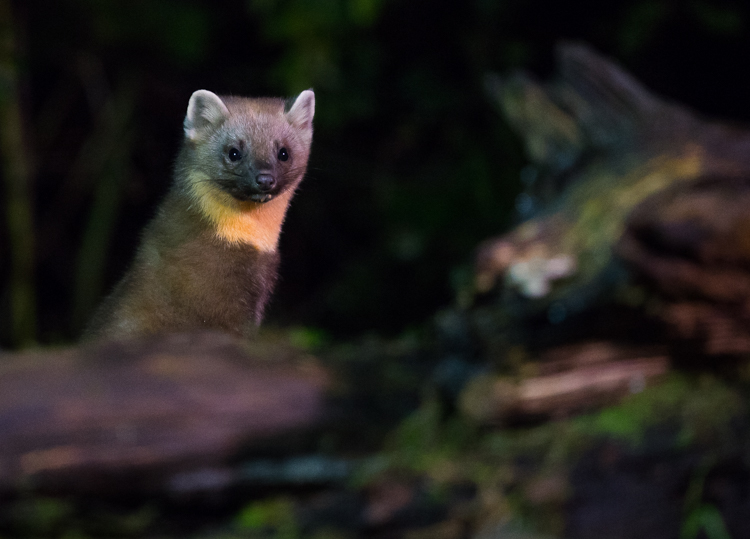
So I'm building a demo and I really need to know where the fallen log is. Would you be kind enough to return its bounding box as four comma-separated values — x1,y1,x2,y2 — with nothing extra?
459,342,669,424
0,331,329,495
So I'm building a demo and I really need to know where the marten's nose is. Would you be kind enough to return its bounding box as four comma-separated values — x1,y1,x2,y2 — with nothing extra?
256,174,276,192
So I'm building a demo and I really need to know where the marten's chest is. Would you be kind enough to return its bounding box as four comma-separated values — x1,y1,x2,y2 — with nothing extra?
148,234,281,329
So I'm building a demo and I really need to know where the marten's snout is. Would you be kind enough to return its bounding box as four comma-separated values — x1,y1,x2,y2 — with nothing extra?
255,173,276,192
215,170,278,202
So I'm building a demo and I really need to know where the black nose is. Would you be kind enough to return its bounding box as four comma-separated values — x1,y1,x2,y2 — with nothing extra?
256,174,276,192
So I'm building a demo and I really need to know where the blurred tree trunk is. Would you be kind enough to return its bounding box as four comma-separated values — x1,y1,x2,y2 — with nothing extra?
71,79,138,334
0,0,36,347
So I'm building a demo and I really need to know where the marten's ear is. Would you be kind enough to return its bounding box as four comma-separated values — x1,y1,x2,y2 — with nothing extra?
286,89,315,130
184,90,230,141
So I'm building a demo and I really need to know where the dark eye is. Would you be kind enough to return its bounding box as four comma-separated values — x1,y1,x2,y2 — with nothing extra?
228,148,242,162
277,147,289,162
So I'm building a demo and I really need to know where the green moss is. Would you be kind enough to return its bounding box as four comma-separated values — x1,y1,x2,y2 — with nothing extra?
4,498,74,537
235,497,300,539
387,374,744,475
385,396,443,471
586,374,743,446
359,372,746,539
288,326,331,350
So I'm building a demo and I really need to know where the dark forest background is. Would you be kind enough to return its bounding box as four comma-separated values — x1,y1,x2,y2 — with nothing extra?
2,0,750,348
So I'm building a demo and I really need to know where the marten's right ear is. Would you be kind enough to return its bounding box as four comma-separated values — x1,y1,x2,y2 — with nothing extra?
286,90,315,131
184,90,230,141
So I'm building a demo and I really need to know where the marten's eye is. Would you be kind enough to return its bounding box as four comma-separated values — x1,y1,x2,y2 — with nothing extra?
228,148,242,162
277,147,289,162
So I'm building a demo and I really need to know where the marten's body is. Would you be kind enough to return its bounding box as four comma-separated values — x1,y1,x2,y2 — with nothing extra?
84,89,315,340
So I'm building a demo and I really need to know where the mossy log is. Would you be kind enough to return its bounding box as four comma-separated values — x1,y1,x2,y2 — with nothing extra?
479,44,750,355
0,332,329,495
460,341,668,424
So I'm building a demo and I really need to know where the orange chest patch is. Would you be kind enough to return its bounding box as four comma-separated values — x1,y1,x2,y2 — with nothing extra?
190,177,293,252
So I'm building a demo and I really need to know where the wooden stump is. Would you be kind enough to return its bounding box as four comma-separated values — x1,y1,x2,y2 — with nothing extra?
479,44,750,357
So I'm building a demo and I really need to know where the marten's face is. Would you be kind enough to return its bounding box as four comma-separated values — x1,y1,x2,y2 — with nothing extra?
210,107,304,203
180,90,314,205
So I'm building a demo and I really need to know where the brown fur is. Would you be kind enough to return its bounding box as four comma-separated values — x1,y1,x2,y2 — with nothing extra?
84,90,314,341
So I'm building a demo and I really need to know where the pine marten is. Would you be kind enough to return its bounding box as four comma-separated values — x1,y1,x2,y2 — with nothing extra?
83,89,315,340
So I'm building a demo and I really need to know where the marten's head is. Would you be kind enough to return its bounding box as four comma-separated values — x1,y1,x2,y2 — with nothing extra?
176,89,314,249
179,89,314,203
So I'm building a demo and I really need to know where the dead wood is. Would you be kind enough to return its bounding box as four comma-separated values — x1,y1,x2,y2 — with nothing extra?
0,332,329,494
460,342,668,424
618,182,750,354
478,44,750,356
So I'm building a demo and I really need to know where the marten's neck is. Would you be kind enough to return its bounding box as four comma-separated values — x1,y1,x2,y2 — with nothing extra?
184,173,294,252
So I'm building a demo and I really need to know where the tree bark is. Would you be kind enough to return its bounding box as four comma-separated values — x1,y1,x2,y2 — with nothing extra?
0,332,329,495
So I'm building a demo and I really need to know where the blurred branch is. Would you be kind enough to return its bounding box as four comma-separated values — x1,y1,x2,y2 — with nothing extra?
0,0,36,347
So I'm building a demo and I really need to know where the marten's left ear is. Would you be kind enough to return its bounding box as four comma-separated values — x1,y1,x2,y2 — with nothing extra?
184,90,230,141
286,89,315,130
